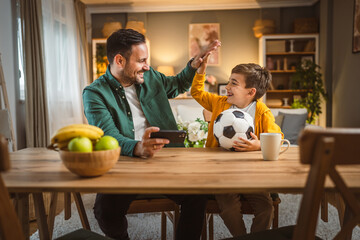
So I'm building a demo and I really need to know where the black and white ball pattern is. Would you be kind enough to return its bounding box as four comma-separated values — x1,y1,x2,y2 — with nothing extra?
213,109,254,150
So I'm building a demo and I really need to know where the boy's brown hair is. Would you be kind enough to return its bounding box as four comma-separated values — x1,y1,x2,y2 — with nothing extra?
231,63,272,100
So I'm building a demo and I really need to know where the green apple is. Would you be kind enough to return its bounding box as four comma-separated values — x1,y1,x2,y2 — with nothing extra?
68,137,93,152
95,136,119,151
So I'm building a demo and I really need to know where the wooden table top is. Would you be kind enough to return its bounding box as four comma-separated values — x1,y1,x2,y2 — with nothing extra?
3,147,360,194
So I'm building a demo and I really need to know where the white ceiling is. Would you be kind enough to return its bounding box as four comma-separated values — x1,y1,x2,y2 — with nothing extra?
82,0,319,13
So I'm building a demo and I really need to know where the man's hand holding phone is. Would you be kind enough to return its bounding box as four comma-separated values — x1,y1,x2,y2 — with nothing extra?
150,130,186,143
133,127,170,158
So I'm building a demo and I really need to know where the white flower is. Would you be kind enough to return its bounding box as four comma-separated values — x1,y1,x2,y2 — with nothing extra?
188,121,201,133
188,132,200,142
177,115,190,129
196,129,206,140
176,118,208,146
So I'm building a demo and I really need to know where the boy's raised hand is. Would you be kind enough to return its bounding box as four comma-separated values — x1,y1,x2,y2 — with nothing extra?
191,40,221,69
232,132,261,152
197,53,211,74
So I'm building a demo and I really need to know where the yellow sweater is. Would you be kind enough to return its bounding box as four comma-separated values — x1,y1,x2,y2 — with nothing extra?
191,73,283,148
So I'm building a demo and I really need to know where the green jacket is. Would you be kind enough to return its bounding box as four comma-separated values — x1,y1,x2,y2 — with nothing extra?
83,63,195,156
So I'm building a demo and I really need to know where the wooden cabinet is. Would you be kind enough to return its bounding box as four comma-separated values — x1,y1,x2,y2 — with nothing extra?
259,34,319,108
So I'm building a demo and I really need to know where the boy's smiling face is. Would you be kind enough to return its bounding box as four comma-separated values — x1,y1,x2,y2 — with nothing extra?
225,73,256,108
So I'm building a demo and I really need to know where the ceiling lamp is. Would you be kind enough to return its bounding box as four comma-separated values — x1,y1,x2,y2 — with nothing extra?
102,22,122,38
125,21,146,36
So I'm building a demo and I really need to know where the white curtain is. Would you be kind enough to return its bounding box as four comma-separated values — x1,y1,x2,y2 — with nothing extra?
41,0,87,136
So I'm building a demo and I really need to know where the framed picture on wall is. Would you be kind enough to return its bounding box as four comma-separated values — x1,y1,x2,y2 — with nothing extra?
218,83,227,96
189,23,220,65
353,0,360,53
92,38,108,82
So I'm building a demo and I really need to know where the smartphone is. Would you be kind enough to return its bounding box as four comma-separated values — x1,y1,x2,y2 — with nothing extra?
150,130,186,143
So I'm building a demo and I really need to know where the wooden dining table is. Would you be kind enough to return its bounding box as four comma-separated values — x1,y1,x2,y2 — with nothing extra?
3,146,360,239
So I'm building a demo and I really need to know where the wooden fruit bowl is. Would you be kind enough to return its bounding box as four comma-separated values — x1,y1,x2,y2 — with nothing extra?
59,147,121,177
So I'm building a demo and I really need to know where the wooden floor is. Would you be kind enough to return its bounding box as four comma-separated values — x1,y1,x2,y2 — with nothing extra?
29,193,68,236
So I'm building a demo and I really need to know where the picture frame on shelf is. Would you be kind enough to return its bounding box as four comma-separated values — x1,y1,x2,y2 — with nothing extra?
353,0,360,53
189,23,220,65
218,84,227,96
92,38,108,82
303,40,316,52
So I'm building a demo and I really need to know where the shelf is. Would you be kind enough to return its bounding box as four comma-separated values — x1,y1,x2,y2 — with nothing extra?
259,34,319,108
266,51,315,56
172,95,193,100
270,70,296,73
267,89,308,93
267,105,292,109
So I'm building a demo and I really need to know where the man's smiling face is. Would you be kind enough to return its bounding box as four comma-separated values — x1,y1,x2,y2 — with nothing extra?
122,43,149,85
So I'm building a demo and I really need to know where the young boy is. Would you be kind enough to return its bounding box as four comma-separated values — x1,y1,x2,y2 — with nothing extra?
191,54,283,237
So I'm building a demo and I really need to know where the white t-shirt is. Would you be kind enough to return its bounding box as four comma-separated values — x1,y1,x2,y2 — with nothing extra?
230,101,257,125
124,84,150,140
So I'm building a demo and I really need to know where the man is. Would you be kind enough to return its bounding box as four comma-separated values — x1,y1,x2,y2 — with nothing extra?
83,29,220,239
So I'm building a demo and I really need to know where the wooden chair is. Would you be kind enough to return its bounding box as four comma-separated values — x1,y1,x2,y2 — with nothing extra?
201,109,281,240
226,128,360,240
0,134,110,240
56,194,179,240
128,196,180,240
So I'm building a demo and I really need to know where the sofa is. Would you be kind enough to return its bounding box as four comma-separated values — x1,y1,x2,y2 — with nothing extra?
170,100,315,145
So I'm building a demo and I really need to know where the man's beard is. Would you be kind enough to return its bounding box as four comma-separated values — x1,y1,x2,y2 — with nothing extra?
121,71,144,85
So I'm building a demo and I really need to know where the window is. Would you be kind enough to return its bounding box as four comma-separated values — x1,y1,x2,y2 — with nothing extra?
16,0,25,101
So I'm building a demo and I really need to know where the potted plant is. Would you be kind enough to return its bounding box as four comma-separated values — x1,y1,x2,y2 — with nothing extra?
290,60,327,124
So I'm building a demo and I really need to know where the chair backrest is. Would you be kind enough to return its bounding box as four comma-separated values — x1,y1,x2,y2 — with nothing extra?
0,134,10,171
203,109,212,123
294,128,360,240
0,110,16,151
0,135,24,240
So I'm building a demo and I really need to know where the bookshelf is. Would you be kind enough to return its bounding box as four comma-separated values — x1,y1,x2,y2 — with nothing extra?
259,34,319,108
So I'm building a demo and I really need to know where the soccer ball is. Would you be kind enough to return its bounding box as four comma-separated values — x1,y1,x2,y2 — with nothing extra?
213,109,254,150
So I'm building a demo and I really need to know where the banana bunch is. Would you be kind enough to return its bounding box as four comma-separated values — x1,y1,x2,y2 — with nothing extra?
48,124,104,150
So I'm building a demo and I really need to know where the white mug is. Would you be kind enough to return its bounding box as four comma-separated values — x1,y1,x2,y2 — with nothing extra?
260,133,290,161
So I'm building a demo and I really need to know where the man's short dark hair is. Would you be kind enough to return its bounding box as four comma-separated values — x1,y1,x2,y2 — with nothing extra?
231,63,272,100
106,29,146,64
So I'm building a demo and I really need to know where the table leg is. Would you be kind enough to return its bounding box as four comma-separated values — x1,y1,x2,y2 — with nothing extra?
73,192,91,230
320,193,328,222
48,192,58,239
33,193,50,240
64,192,71,220
342,204,353,240
15,193,30,240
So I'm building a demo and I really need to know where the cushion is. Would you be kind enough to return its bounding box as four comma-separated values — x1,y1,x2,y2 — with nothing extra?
274,114,284,128
279,111,308,144
171,106,178,121
176,104,204,122
270,108,307,117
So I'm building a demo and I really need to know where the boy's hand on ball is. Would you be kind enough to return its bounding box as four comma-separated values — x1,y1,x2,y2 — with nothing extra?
233,132,260,151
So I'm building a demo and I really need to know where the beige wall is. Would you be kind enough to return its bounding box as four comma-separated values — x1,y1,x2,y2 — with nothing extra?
332,0,360,127
92,6,318,84
147,10,259,83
